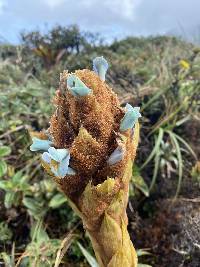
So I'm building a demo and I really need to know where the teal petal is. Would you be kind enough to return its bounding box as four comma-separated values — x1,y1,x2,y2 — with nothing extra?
126,103,134,112
51,166,76,178
67,75,91,96
57,156,71,177
67,74,84,88
70,86,92,97
120,104,141,132
30,137,53,151
46,148,75,178
50,154,74,178
42,152,51,164
107,146,124,165
48,147,69,162
93,56,108,81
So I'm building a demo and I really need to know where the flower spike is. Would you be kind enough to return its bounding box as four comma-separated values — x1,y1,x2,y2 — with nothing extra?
120,104,141,132
29,57,140,266
67,74,92,96
30,137,53,151
93,56,109,81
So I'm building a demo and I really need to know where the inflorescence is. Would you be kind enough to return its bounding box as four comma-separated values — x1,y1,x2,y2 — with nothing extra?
30,56,141,182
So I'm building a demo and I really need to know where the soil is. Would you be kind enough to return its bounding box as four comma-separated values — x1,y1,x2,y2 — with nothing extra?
129,198,200,267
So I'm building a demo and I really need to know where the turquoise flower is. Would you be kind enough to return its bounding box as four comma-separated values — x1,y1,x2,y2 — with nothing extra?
93,56,108,81
67,75,92,97
42,152,51,163
48,147,68,162
42,147,76,178
30,137,53,151
107,146,125,166
120,104,141,132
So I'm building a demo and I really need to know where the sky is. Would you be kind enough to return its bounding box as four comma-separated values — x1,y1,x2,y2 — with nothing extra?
0,0,200,43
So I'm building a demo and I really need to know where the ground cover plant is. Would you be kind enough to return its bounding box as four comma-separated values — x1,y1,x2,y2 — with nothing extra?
0,25,200,267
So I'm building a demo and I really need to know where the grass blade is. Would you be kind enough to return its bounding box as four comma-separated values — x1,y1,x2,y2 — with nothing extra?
137,249,152,257
77,242,99,267
173,133,197,160
54,233,75,267
142,86,170,111
141,128,163,170
149,152,160,192
167,131,183,197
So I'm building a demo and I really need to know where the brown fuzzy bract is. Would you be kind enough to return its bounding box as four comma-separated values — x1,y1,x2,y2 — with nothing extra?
48,69,137,197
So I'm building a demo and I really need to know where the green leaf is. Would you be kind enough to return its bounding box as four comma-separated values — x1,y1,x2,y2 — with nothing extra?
36,226,49,244
12,171,24,184
0,146,11,157
0,222,13,242
132,166,149,197
23,197,47,219
167,131,183,197
23,197,42,213
0,160,7,177
4,192,16,209
0,252,14,267
141,128,163,169
173,133,197,160
137,249,152,257
142,86,170,111
0,180,13,191
0,222,12,242
149,152,160,192
49,193,67,208
77,242,99,267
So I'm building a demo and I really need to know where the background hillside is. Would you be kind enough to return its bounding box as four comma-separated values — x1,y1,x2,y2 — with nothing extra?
0,26,200,267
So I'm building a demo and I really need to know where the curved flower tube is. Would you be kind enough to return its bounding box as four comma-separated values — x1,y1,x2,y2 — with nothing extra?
120,104,141,132
93,56,109,81
30,137,53,151
67,74,92,96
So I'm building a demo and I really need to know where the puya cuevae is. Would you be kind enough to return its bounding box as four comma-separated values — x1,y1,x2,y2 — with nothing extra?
30,56,141,267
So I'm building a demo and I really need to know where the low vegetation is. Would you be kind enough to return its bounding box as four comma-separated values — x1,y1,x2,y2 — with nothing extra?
0,25,199,267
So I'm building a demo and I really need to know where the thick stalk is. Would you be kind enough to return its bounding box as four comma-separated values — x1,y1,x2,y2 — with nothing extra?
70,159,138,267
85,206,137,267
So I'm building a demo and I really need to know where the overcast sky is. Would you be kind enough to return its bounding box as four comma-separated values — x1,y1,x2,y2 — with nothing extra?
0,0,200,43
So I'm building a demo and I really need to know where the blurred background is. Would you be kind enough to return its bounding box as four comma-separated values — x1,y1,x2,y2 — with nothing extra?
0,1,200,267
